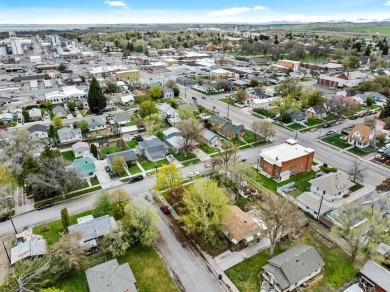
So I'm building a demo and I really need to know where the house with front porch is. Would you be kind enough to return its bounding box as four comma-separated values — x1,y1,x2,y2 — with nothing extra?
162,87,174,99
286,109,307,124
136,136,167,161
208,115,245,139
347,124,376,149
305,105,327,119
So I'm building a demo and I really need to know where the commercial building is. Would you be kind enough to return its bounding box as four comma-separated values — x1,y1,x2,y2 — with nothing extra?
272,60,301,72
114,69,140,81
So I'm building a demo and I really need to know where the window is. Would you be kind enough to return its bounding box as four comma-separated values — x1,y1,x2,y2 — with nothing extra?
323,190,325,194
290,166,296,172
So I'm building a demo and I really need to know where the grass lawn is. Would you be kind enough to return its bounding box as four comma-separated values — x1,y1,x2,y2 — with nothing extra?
101,144,126,155
127,139,137,149
140,159,169,171
118,246,178,292
169,149,197,161
199,144,218,154
288,123,306,130
232,139,247,146
350,182,364,192
55,271,87,292
348,146,375,156
306,118,324,127
90,177,99,186
254,172,278,192
128,164,142,174
322,134,349,149
61,150,76,161
219,97,235,105
244,130,256,143
181,158,201,166
225,246,282,292
33,209,95,245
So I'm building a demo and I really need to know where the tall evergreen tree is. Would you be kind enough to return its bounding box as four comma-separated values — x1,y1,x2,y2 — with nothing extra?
87,77,107,113
379,98,390,119
61,208,70,230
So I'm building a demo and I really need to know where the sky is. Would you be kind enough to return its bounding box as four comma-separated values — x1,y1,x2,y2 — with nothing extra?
0,0,390,24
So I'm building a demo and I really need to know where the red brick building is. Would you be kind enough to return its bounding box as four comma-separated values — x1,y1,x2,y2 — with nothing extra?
258,139,315,181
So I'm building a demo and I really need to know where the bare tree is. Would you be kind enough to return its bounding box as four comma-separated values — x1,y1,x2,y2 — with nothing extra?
177,119,203,157
376,178,390,193
219,141,239,174
258,194,301,255
251,121,276,142
348,160,365,182
363,116,376,129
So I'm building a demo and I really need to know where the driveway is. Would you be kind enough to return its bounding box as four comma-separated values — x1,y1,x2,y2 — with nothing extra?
93,157,111,185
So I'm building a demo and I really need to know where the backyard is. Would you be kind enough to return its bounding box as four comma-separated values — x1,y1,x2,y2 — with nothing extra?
61,150,76,161
101,141,128,155
127,139,137,149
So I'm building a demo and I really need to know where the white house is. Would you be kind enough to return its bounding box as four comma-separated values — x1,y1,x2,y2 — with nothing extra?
44,86,86,104
72,141,90,157
347,124,376,149
162,87,174,99
249,98,270,109
28,108,42,121
27,124,48,139
57,127,82,144
296,191,334,218
30,80,38,91
309,171,355,202
120,94,135,105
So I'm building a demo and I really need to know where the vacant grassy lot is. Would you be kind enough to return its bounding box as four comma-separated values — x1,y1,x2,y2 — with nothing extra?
199,144,219,154
219,97,235,105
101,144,127,155
61,150,76,161
244,130,256,143
322,134,349,149
128,164,142,174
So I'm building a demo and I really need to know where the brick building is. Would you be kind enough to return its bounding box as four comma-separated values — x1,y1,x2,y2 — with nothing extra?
258,139,315,181
114,69,140,81
271,60,301,72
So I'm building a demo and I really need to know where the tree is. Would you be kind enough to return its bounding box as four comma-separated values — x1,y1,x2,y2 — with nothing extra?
77,120,89,133
58,63,67,72
365,96,375,109
259,194,301,255
307,91,325,107
173,86,180,97
181,179,231,243
41,288,65,292
177,119,203,156
105,80,117,94
111,156,127,176
90,143,98,158
219,141,239,174
122,202,159,246
165,80,177,89
49,232,88,274
148,86,163,99
348,160,365,182
376,178,390,192
20,155,39,181
67,101,76,111
376,132,387,144
139,100,157,118
251,121,276,142
178,104,195,120
26,157,82,199
110,188,130,218
87,76,107,114
235,89,246,104
48,124,55,137
0,164,15,216
154,163,183,199
250,79,259,87
275,78,302,98
40,145,59,160
61,208,70,230
52,116,62,128
379,98,390,119
363,116,376,129
144,113,165,135
94,191,112,217
103,222,130,257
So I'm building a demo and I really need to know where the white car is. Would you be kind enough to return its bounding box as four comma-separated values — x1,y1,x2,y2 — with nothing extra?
188,171,200,178
310,128,316,132
375,154,383,159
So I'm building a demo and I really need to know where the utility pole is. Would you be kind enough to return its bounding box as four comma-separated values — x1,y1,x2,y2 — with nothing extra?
10,217,17,234
295,130,298,140
317,194,325,220
227,102,230,120
2,241,10,264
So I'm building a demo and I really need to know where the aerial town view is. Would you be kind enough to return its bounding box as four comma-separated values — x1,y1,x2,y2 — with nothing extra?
0,1,390,292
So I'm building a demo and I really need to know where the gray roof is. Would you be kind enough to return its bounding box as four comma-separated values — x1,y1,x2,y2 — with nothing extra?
28,108,41,117
146,145,167,158
163,127,181,138
263,244,325,290
375,243,390,256
309,171,355,196
87,117,105,128
360,260,390,290
27,124,48,134
114,112,131,123
86,259,137,292
10,239,47,265
202,129,218,142
209,115,228,127
72,141,89,152
286,108,306,120
53,105,66,115
67,215,117,243
158,103,178,117
296,191,333,214
57,127,81,141
221,122,245,135
310,105,327,114
107,149,137,165
137,137,165,150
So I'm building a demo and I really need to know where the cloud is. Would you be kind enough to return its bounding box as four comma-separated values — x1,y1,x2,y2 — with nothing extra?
253,6,269,11
104,1,128,8
385,1,390,6
209,7,250,16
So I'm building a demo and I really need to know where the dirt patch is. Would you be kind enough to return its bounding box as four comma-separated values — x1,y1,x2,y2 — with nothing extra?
0,234,15,285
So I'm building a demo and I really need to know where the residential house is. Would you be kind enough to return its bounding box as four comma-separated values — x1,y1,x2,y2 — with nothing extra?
162,87,174,99
27,124,48,139
136,137,167,162
359,56,371,65
12,109,23,123
87,117,107,132
348,124,376,149
310,171,355,202
86,259,137,292
355,91,387,104
305,105,327,119
10,239,47,265
359,260,390,292
28,108,42,121
106,150,137,167
200,129,222,148
114,112,131,127
258,139,315,182
163,127,187,153
296,191,334,218
120,94,135,105
286,109,307,124
52,105,67,117
158,103,181,125
43,79,52,89
57,127,82,144
208,115,245,139
176,77,197,86
249,98,270,109
0,112,13,124
221,206,262,248
67,215,117,248
73,157,96,178
72,141,90,157
261,244,325,292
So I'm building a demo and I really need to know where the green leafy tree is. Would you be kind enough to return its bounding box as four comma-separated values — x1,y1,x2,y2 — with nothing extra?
90,143,98,158
77,120,89,133
110,188,131,218
112,156,127,176
103,222,130,257
379,99,390,119
67,101,76,111
48,124,55,137
173,86,180,97
139,100,158,118
366,96,375,109
307,91,325,107
58,63,67,72
20,155,39,181
154,163,184,200
93,191,112,217
144,113,165,134
61,208,70,230
250,79,259,87
148,86,163,99
165,80,177,89
52,116,62,128
178,104,195,120
235,89,246,104
40,145,60,160
181,179,231,243
87,77,107,113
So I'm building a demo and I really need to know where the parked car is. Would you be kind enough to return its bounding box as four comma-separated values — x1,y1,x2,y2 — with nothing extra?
349,115,358,120
105,166,111,172
377,147,387,153
201,96,206,99
192,96,197,100
37,203,53,210
358,113,365,118
322,123,331,128
36,99,43,104
134,135,143,142
349,124,355,129
310,128,316,132
326,130,336,135
204,163,212,168
375,154,383,159
371,111,377,114
0,214,11,223
160,206,171,215
129,175,144,184
188,171,200,178
341,130,350,135
166,154,175,161
375,157,390,164
108,171,116,179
